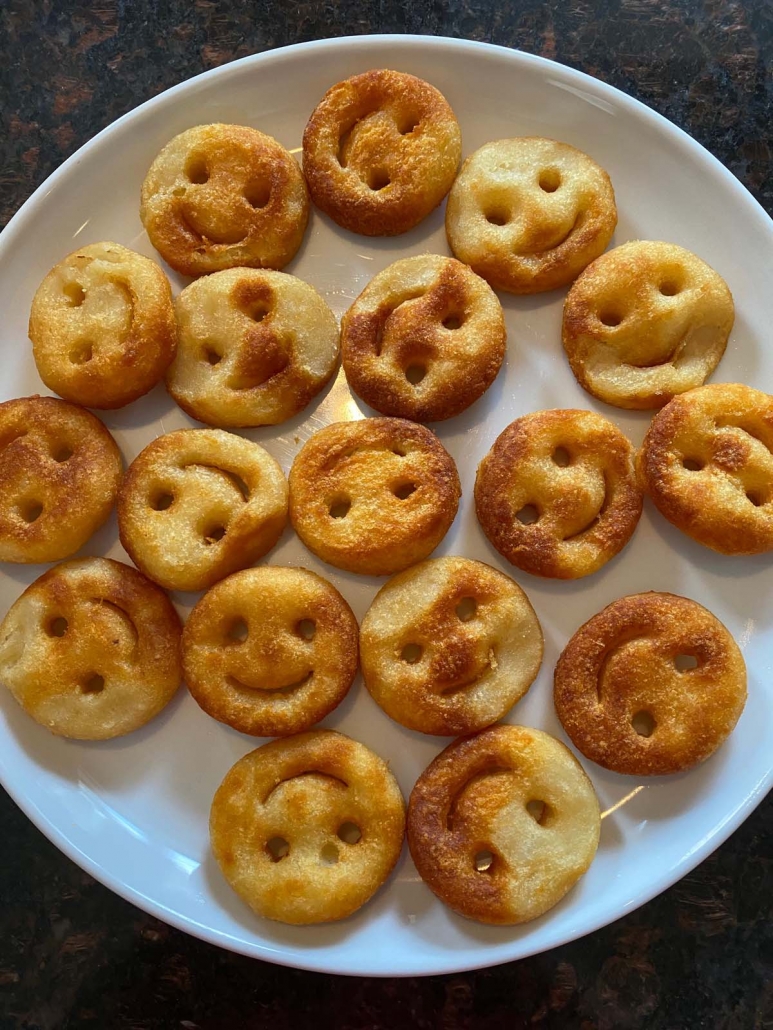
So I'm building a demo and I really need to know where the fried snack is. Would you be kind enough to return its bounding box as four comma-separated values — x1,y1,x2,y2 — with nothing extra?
166,268,339,427
140,124,309,276
117,429,288,592
183,567,358,736
475,409,642,578
341,254,505,422
563,241,734,409
288,417,461,575
210,729,406,924
360,557,543,735
554,592,747,775
407,725,600,925
446,137,617,294
29,242,177,409
302,69,461,236
0,396,122,564
0,557,181,739
638,383,773,554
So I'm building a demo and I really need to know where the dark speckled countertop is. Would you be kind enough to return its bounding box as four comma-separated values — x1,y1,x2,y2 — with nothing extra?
1,3,772,1028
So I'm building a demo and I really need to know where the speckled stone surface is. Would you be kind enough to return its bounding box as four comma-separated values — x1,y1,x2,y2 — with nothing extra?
1,2,772,1028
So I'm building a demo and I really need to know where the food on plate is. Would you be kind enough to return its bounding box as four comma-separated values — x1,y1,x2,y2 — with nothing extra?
166,268,340,427
140,124,309,276
183,566,358,736
0,557,181,739
341,254,505,422
445,137,616,294
29,241,177,409
562,240,734,409
638,383,773,554
209,729,406,924
554,591,747,775
117,428,288,592
360,557,542,735
302,69,461,236
474,408,642,578
288,417,461,575
0,395,122,564
407,724,600,924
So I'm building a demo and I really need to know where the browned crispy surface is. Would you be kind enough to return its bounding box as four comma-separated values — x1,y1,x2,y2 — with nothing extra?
302,69,461,236
341,254,505,422
445,137,617,294
140,124,309,276
554,591,747,775
360,557,543,735
29,242,177,409
288,417,461,575
0,557,181,740
407,725,600,925
209,729,406,924
183,566,358,736
167,268,340,427
563,241,734,409
474,409,642,579
638,383,773,554
0,395,122,563
117,428,288,592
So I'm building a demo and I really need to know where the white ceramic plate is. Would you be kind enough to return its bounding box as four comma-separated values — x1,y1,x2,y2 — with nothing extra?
1,35,771,978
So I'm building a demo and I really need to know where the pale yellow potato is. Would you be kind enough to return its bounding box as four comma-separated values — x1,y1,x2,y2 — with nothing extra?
167,268,339,427
118,428,288,592
361,557,543,735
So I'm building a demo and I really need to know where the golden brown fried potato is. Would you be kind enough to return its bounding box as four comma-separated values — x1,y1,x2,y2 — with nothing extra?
183,567,358,736
0,557,181,739
0,395,122,564
554,592,747,775
446,138,617,294
638,383,773,554
29,242,176,409
117,429,288,592
288,417,461,575
475,409,642,578
140,124,309,276
166,268,339,427
407,725,600,925
209,730,406,924
360,557,543,735
341,254,505,422
563,241,734,409
303,69,461,236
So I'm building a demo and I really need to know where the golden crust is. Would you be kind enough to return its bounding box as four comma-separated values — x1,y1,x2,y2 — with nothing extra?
183,567,358,736
29,242,177,409
474,409,642,579
166,268,340,427
360,557,543,735
288,417,461,576
445,138,617,294
302,69,461,236
0,557,181,740
407,725,600,925
140,124,309,276
341,254,505,422
0,395,122,563
638,383,773,554
554,592,747,775
209,729,406,924
563,241,734,409
117,428,288,592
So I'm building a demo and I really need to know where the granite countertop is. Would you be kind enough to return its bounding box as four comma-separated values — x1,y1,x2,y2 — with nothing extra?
1,3,771,1028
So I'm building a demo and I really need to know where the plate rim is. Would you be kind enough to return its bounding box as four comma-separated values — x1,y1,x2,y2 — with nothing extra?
1,32,771,977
